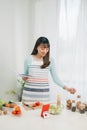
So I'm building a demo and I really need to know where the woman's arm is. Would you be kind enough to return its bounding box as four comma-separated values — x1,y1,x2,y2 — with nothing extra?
23,55,32,81
49,57,64,88
49,57,76,94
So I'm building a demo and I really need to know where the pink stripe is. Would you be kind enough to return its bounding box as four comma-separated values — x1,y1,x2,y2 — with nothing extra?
27,78,48,82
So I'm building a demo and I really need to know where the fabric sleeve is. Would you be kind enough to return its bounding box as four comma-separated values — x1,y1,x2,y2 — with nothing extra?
24,55,32,74
49,57,64,88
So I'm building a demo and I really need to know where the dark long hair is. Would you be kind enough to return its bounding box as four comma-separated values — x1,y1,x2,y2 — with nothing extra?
31,37,50,68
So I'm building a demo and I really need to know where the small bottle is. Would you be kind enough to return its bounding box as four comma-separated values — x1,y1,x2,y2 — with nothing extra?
71,100,76,112
66,99,72,110
76,95,81,111
79,103,85,114
85,103,87,111
57,94,61,106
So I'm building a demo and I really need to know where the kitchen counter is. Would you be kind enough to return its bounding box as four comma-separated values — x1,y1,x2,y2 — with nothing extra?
0,102,87,130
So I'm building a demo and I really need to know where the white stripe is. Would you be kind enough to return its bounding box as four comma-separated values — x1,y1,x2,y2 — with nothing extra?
22,96,49,101
23,90,49,95
24,85,49,89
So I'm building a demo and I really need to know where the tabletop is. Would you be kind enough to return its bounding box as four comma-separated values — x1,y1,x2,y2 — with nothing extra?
0,102,87,130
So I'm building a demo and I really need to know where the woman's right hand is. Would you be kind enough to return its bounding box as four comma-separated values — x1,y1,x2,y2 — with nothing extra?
64,86,76,94
22,76,29,81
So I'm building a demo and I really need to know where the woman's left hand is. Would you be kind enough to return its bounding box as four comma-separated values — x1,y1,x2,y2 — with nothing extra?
64,86,76,94
69,88,76,94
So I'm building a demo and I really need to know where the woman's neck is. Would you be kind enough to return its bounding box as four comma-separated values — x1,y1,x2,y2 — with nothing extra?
33,54,43,61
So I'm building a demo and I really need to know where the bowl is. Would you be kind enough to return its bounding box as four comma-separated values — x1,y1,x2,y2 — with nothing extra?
49,103,64,115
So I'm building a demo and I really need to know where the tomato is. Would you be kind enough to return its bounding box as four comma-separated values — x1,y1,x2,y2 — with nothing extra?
15,106,21,112
35,101,40,106
12,110,16,115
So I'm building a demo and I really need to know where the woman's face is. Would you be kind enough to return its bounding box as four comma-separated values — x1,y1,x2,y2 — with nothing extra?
37,44,49,57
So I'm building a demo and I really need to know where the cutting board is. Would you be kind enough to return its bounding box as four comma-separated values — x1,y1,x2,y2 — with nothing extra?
22,102,43,111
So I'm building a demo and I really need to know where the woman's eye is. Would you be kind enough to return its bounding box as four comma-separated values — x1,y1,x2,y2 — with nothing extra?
41,47,44,50
40,46,49,51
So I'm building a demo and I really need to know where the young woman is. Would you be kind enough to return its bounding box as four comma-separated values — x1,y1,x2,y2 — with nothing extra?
22,36,76,103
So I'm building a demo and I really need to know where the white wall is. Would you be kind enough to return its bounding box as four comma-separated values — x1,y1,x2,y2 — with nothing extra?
0,0,60,102
0,0,33,101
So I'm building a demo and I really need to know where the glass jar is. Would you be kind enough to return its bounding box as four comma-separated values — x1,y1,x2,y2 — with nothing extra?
79,103,85,114
71,100,76,112
76,95,81,111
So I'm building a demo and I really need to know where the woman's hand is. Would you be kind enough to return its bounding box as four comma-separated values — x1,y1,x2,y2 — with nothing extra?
64,86,76,94
68,88,76,94
22,76,29,81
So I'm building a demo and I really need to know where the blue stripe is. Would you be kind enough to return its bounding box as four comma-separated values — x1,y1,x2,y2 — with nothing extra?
23,87,49,92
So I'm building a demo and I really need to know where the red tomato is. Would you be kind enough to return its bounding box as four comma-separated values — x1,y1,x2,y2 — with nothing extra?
35,101,40,106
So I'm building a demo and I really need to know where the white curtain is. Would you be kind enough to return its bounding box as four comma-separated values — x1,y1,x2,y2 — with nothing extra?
32,0,87,102
55,0,87,102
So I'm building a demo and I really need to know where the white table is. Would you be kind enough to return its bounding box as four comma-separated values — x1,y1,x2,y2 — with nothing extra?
0,103,87,130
